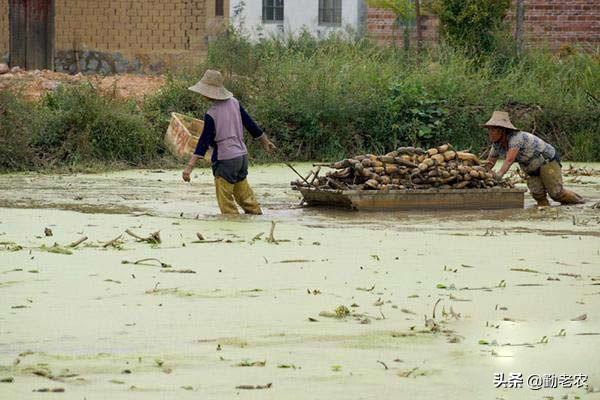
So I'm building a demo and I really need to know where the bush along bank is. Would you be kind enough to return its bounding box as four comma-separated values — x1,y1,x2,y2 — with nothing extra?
1,84,166,172
202,32,599,162
1,33,599,172
146,32,600,163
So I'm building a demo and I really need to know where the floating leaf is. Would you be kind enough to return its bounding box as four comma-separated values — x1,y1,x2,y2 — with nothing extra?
356,285,375,292
234,360,266,367
40,244,72,255
335,305,350,318
571,313,587,321
510,268,539,274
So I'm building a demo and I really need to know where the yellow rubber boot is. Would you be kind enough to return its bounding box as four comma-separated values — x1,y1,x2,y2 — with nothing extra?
215,177,240,215
233,179,263,215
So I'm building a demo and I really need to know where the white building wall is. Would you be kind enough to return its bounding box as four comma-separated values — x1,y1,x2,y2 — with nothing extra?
230,0,365,39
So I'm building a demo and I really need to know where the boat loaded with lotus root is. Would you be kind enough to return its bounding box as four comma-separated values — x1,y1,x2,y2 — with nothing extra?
291,144,526,211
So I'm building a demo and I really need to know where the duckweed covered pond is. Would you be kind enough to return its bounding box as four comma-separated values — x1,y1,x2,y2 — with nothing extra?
1,164,599,399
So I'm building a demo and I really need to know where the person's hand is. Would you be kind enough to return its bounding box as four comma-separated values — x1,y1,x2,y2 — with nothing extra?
262,139,277,154
182,167,192,182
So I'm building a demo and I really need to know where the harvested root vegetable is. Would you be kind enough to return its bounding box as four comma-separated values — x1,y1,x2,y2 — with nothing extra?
437,144,451,153
443,150,457,161
365,179,379,189
385,165,399,174
431,154,445,165
457,152,479,162
292,145,512,191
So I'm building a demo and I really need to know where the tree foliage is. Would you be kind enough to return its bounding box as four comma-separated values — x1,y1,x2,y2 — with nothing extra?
432,0,511,54
368,0,416,24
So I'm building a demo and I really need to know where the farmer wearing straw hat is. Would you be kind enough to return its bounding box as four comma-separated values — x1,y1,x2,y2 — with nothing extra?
483,111,584,207
182,70,277,214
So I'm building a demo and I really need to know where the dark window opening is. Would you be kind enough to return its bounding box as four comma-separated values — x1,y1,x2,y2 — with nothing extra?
262,0,284,22
319,0,342,26
216,0,224,17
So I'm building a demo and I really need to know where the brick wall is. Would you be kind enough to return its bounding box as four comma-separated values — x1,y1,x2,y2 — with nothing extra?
53,0,211,73
368,0,600,50
367,7,439,47
0,0,7,62
507,0,600,49
0,0,221,73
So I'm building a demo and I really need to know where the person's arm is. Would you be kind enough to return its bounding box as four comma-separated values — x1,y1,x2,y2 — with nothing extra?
240,105,276,153
497,147,519,178
183,115,215,182
485,157,498,171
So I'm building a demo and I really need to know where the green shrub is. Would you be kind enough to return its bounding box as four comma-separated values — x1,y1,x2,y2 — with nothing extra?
432,0,511,55
0,31,598,173
38,85,159,165
198,32,598,161
388,81,449,147
0,91,40,171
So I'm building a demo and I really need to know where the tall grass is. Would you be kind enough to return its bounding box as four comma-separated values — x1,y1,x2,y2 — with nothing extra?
195,31,599,161
0,31,598,173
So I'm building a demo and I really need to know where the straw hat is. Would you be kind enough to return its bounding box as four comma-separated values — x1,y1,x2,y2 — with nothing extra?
483,111,519,131
188,70,233,100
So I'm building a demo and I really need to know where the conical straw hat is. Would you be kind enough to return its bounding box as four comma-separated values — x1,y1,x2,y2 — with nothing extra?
188,70,233,100
483,111,519,131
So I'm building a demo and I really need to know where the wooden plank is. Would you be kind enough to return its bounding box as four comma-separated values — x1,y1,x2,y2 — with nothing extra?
25,0,52,70
300,188,526,211
9,0,27,68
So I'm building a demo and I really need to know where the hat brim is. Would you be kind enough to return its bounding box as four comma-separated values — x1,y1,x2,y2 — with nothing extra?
482,123,519,131
482,120,519,131
188,82,233,100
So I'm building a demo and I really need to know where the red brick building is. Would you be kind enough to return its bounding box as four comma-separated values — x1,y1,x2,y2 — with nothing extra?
367,0,600,50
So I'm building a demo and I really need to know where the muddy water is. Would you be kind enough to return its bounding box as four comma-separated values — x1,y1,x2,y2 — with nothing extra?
0,164,599,399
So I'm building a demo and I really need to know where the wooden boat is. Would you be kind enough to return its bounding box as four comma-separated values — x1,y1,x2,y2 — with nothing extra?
298,187,526,211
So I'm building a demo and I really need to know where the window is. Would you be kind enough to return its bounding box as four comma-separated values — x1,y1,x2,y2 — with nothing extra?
216,0,224,16
319,0,342,26
263,0,284,22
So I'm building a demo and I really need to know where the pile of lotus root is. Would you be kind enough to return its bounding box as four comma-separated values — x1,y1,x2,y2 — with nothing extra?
293,144,513,191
